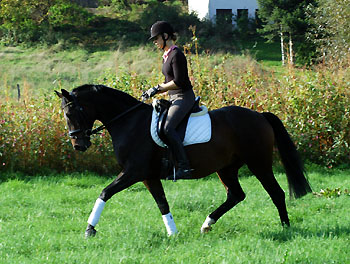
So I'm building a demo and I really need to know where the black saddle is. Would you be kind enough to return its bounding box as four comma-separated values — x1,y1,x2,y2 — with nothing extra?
155,96,201,146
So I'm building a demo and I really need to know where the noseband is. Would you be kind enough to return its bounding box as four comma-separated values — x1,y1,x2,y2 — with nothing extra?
62,93,92,140
63,92,143,140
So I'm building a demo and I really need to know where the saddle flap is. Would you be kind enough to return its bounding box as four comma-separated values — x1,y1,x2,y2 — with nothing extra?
151,97,211,148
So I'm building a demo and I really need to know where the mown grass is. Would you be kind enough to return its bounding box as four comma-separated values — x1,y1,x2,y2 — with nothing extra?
0,168,349,263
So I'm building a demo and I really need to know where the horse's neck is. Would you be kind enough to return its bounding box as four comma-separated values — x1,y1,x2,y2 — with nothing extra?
94,91,140,123
96,97,151,135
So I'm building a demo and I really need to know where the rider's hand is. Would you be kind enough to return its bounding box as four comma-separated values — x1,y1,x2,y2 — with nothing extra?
142,85,160,100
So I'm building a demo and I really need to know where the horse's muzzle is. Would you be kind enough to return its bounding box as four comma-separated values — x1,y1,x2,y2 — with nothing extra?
73,141,91,152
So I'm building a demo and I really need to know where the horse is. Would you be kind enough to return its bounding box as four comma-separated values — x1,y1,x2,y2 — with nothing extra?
55,84,311,237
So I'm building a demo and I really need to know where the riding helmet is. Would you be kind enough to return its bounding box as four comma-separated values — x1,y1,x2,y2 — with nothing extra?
149,21,175,40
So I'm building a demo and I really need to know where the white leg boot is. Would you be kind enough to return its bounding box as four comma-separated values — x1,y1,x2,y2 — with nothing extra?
162,212,178,236
87,198,106,226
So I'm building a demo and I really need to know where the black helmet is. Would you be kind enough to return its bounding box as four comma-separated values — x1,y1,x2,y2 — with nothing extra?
149,21,175,41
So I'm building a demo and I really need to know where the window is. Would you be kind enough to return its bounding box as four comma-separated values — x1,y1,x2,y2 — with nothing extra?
216,9,233,24
237,9,248,20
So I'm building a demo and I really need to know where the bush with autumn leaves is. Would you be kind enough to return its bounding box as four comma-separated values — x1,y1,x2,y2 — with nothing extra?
1,53,350,174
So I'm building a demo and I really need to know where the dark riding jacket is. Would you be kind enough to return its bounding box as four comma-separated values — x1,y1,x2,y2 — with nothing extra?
162,47,193,98
162,46,195,132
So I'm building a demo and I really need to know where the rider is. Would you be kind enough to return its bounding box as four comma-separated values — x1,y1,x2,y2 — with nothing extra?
144,21,195,180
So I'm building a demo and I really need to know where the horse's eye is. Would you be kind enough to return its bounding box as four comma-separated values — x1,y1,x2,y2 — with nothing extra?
65,112,73,118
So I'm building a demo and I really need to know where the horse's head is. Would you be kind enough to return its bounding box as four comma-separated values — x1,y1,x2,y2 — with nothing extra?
55,88,94,152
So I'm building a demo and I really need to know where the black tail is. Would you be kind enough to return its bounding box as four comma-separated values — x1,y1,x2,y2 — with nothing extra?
262,112,312,198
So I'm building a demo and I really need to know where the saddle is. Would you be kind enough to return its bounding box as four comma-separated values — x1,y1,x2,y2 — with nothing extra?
151,96,211,149
151,97,211,179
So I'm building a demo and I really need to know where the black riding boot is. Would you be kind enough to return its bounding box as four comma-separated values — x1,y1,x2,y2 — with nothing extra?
164,129,193,180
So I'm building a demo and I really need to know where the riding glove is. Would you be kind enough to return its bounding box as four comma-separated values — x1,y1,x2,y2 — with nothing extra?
142,85,160,100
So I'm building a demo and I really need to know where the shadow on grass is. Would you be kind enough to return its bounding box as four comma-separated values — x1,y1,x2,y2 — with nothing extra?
259,225,350,242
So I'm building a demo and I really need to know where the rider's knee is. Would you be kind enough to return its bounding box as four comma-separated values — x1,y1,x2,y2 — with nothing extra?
163,126,174,138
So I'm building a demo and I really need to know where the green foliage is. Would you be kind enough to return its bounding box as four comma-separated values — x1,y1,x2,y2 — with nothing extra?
0,0,238,51
48,0,93,28
0,0,94,44
1,40,350,174
0,0,41,43
257,0,315,38
257,0,317,64
118,0,201,46
306,0,350,66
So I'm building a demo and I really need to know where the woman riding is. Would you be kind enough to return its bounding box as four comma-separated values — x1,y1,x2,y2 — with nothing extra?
143,21,195,180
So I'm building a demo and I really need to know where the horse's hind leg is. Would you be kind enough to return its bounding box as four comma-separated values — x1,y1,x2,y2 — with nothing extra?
249,166,290,227
201,164,245,233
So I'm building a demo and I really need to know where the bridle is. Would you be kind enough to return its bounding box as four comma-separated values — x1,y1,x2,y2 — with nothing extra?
62,93,92,140
63,92,144,140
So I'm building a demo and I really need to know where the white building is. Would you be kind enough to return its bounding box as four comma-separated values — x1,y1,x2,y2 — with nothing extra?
188,0,259,22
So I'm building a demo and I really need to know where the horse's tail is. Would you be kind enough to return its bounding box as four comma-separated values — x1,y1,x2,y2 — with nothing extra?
262,112,312,198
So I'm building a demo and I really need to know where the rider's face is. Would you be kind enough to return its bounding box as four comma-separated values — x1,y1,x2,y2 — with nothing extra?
153,34,163,49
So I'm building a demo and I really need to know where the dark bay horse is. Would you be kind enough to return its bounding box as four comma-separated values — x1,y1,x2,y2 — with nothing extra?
56,84,311,237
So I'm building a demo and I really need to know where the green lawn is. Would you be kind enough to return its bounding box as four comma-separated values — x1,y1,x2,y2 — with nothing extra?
238,38,282,66
0,168,349,263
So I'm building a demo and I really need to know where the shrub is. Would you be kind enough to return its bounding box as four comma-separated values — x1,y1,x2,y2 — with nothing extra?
0,94,119,175
0,0,95,45
1,49,350,175
186,52,350,166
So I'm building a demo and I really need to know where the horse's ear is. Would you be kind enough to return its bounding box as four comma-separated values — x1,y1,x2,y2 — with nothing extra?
55,90,62,98
61,89,72,100
92,85,99,92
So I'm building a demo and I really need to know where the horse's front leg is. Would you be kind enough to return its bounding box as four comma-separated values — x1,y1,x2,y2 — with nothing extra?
85,170,138,237
143,179,178,236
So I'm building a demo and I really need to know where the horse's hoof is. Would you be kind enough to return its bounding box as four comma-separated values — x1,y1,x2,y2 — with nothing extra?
85,225,97,238
201,226,212,233
201,216,216,234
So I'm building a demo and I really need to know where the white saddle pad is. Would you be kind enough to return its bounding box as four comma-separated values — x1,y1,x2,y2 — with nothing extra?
150,106,212,148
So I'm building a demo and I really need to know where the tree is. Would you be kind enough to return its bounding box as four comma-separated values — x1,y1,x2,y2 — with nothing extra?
307,0,350,66
257,0,316,65
0,0,93,44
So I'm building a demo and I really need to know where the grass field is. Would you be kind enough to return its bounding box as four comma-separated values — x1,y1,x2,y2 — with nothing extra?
0,38,283,99
0,45,160,99
0,168,349,263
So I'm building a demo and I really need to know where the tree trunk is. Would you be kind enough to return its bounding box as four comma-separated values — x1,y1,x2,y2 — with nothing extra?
289,32,294,65
280,25,285,66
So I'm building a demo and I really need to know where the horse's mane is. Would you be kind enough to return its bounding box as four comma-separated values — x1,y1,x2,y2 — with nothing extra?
72,84,140,106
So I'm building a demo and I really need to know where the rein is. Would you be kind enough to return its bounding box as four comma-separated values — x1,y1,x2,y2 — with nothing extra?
88,102,143,136
64,92,144,138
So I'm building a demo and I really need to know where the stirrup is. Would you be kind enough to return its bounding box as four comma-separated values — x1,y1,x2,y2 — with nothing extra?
166,167,193,181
